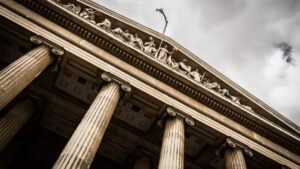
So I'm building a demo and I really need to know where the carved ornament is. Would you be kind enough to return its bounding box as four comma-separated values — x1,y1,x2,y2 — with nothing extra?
100,72,132,93
52,0,254,113
30,35,64,56
157,106,195,127
216,137,253,158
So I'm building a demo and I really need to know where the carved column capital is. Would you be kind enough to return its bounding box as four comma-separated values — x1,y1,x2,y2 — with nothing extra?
166,106,194,126
100,72,132,93
157,106,194,128
30,35,64,56
30,35,64,72
217,137,253,158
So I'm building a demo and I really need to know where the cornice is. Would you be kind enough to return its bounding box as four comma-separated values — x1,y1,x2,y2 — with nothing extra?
12,0,300,155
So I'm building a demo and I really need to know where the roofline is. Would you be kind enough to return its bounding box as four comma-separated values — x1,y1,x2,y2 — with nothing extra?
81,0,300,134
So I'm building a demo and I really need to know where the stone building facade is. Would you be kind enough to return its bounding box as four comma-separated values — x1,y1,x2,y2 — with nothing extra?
0,0,299,168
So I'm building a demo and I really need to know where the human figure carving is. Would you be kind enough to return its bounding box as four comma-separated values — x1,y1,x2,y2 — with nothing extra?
231,96,241,105
63,3,81,14
178,59,192,74
189,69,205,83
203,79,221,92
167,55,179,69
97,19,111,31
79,8,97,24
112,27,126,40
155,44,173,63
133,33,144,49
112,28,134,43
124,30,135,45
242,105,253,112
219,88,232,98
143,37,157,56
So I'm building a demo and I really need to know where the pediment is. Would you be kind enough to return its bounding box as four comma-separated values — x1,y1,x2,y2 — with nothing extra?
46,0,299,133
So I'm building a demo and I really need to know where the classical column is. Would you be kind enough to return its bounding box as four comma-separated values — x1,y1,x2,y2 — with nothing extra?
225,148,247,169
133,156,151,169
0,35,64,111
0,45,51,110
133,149,152,169
52,72,131,169
158,107,194,169
0,99,34,151
217,138,253,169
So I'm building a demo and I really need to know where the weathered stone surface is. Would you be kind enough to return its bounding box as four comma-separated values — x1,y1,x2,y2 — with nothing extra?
133,156,151,169
52,82,121,169
0,45,51,110
225,148,247,169
0,99,34,151
158,116,185,169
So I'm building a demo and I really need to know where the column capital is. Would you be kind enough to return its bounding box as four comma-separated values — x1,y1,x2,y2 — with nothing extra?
30,35,64,72
216,137,253,158
158,106,194,127
30,35,64,56
100,72,132,93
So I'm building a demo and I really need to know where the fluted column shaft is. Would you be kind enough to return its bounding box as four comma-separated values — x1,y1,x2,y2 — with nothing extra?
52,82,121,169
133,156,151,169
0,45,51,110
225,148,247,169
0,99,34,151
158,117,185,169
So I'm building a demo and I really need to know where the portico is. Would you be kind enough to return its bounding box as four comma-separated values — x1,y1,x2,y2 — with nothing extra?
0,0,299,169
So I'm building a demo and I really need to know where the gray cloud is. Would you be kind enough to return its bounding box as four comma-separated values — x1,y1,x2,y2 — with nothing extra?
94,0,300,126
275,42,293,64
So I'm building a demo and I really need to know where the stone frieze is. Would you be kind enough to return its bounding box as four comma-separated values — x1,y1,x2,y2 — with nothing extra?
53,0,254,113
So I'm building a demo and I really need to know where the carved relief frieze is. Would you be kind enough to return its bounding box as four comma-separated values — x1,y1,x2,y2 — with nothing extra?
52,0,254,113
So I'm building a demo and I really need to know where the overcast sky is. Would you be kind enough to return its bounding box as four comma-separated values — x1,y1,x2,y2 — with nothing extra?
94,0,300,126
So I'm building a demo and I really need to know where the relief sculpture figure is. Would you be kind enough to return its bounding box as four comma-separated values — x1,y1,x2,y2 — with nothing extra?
155,44,173,64
219,88,232,99
167,55,179,69
203,79,221,92
124,30,135,45
79,8,97,24
242,105,254,112
143,37,157,56
112,28,134,43
97,19,111,31
112,28,126,40
189,69,204,83
231,96,241,105
133,33,144,49
178,59,192,74
63,3,81,14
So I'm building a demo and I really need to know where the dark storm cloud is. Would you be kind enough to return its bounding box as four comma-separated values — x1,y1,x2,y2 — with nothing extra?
275,42,293,64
